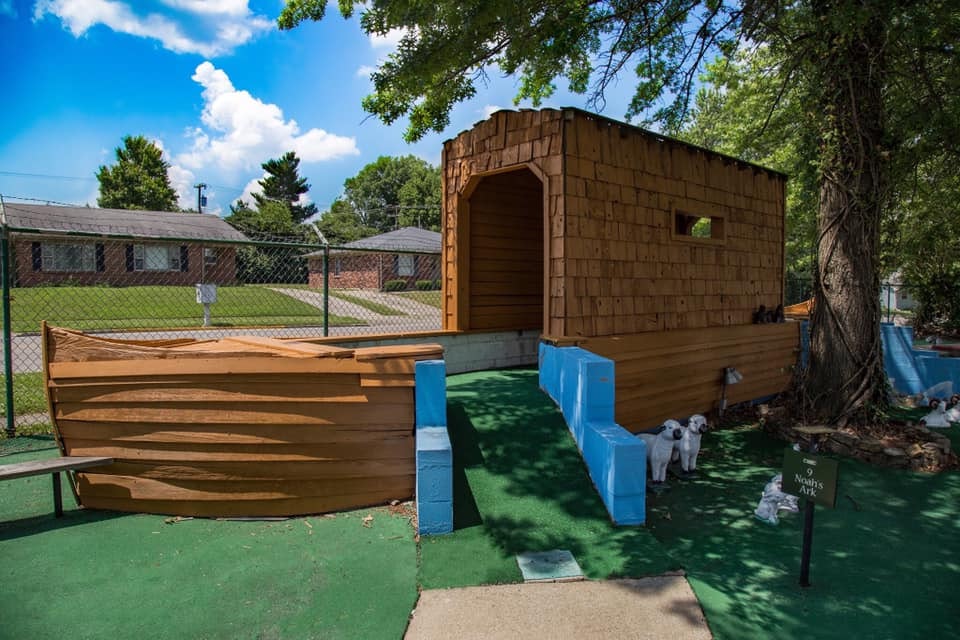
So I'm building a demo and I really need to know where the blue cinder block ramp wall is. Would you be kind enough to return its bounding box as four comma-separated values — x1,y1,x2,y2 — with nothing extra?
415,360,453,535
539,342,647,525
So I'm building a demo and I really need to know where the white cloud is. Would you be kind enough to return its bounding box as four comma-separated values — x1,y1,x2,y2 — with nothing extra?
369,27,407,49
159,0,248,17
0,0,16,18
237,175,263,206
166,163,197,209
480,105,504,119
34,0,271,57
356,65,376,78
175,61,359,188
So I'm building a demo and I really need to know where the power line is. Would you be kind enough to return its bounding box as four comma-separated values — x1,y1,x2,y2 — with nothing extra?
0,170,96,182
0,194,88,207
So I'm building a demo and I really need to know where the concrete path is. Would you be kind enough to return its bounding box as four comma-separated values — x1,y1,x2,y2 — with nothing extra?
268,287,377,321
405,575,712,640
340,288,441,318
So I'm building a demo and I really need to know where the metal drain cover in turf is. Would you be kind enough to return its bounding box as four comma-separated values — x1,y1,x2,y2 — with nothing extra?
516,550,584,582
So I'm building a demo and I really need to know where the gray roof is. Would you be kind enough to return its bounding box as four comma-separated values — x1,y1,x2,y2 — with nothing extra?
1,203,248,242
309,227,441,256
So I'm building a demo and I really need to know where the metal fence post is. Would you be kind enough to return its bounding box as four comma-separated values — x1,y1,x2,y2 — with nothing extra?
322,244,329,337
1,223,15,437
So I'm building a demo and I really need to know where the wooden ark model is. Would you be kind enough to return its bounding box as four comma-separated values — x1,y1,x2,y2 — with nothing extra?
442,108,799,430
42,323,443,517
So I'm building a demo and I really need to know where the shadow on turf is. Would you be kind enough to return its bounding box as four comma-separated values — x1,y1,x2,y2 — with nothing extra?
642,425,960,639
445,370,960,637
443,369,680,579
0,507,127,541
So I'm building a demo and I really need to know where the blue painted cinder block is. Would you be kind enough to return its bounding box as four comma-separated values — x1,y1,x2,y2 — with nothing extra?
537,343,646,525
603,431,646,496
417,500,453,536
577,356,615,424
415,360,447,428
604,491,646,525
416,426,452,535
539,342,562,402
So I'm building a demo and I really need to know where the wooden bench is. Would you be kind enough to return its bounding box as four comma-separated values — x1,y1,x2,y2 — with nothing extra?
0,456,113,517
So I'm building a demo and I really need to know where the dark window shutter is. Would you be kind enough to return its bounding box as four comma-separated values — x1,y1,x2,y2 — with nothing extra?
180,246,189,272
95,244,105,272
393,254,399,274
125,245,134,271
31,242,42,271
413,254,419,274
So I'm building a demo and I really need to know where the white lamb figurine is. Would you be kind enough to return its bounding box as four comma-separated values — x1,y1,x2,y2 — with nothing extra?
673,414,708,474
921,400,952,428
639,420,684,485
947,395,960,423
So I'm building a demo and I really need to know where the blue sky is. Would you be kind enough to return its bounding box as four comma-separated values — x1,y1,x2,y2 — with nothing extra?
0,0,640,217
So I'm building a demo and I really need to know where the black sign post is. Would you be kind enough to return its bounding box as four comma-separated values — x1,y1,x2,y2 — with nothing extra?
782,438,839,588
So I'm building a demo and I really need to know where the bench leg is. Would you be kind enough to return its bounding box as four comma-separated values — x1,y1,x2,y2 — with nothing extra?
52,472,63,518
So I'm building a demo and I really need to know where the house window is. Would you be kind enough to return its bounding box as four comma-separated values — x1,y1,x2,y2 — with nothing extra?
134,244,180,271
672,208,725,243
334,258,342,276
203,247,218,267
40,243,96,272
397,254,415,277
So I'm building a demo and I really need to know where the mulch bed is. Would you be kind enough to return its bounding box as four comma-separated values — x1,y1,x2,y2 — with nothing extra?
722,401,957,472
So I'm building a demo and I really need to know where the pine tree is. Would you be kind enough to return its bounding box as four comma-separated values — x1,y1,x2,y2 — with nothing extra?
252,151,318,224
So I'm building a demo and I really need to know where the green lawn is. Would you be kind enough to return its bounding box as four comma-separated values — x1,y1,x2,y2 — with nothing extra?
330,290,406,316
0,372,47,419
10,286,363,332
396,290,442,308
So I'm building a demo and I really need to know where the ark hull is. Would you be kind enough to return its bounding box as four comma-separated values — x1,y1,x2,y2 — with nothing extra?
42,324,442,517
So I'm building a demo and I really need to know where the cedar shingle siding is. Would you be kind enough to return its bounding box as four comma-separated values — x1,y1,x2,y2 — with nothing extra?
441,108,786,337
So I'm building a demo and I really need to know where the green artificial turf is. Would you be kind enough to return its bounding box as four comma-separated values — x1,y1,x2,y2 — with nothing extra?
646,424,960,640
9,286,362,332
418,368,678,589
0,439,418,640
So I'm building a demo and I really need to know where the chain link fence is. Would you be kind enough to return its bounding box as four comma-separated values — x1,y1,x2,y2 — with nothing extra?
0,210,442,434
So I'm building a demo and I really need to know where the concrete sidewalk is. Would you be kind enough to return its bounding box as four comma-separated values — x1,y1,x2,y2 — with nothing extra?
405,575,712,639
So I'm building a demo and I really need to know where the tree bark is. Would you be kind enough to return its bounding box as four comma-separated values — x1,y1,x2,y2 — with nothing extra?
803,1,890,423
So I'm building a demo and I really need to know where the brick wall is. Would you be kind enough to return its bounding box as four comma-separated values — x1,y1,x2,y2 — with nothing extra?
308,253,440,290
13,237,238,287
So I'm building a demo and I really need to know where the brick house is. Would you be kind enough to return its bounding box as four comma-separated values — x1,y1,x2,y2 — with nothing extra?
307,227,441,290
2,203,246,286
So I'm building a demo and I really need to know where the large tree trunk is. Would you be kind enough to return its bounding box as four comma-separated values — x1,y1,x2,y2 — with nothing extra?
803,2,889,424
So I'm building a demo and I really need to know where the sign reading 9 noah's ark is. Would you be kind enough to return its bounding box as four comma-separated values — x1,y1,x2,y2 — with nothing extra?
782,449,839,509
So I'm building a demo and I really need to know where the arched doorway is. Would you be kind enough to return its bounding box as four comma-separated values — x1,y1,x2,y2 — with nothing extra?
460,168,545,332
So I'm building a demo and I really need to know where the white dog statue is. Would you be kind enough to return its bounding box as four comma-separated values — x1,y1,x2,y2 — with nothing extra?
946,394,960,423
673,414,708,474
921,400,952,428
639,420,684,485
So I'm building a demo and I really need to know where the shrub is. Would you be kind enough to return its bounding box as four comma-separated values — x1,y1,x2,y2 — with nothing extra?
415,279,435,291
383,279,407,292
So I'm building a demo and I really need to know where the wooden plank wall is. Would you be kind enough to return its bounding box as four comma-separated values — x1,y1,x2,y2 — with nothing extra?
468,170,543,330
45,328,435,517
559,111,786,337
441,109,565,333
575,323,800,432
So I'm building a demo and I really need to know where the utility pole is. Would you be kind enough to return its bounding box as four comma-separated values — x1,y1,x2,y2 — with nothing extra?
195,183,207,213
